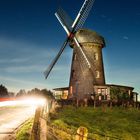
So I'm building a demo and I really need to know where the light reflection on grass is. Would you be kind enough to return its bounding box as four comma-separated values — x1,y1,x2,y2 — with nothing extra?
50,106,140,140
16,118,34,140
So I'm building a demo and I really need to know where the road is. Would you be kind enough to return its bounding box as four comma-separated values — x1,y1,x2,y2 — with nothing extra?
0,105,36,140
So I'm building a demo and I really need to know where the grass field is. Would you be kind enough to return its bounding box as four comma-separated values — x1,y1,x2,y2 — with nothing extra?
16,118,33,140
50,106,140,140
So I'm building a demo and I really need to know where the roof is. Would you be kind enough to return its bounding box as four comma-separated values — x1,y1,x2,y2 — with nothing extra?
53,87,69,91
133,92,139,95
75,28,105,47
94,84,134,90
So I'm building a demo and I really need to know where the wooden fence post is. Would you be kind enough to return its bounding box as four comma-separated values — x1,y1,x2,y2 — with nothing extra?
39,117,47,140
30,107,41,140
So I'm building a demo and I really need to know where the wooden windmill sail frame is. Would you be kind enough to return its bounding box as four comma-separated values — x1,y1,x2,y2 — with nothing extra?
44,0,95,79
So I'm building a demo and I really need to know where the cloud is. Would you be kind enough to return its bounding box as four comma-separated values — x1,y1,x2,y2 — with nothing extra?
123,36,129,40
100,15,106,18
0,58,29,63
0,75,49,92
0,37,72,92
0,37,71,64
100,15,112,22
0,37,71,65
0,37,56,57
0,64,68,73
4,65,44,73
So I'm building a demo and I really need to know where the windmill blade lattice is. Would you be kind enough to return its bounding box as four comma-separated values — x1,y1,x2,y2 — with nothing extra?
44,0,94,79
73,37,91,69
44,38,69,79
72,0,95,32
55,7,73,33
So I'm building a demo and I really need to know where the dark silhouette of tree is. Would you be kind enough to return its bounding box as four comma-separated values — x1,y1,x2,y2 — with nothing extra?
27,88,41,96
110,87,122,107
110,87,131,107
8,92,15,97
110,87,121,102
0,84,9,97
15,87,54,99
16,89,26,97
26,88,54,99
41,89,54,99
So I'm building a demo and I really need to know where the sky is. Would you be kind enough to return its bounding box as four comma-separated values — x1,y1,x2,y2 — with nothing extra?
0,0,140,96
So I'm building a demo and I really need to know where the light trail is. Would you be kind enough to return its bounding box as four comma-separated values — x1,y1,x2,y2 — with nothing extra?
0,97,46,108
0,96,48,139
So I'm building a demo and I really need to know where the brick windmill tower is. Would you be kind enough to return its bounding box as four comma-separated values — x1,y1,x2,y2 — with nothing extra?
69,29,105,99
44,0,106,100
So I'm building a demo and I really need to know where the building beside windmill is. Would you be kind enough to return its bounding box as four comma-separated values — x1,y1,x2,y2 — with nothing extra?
53,28,138,103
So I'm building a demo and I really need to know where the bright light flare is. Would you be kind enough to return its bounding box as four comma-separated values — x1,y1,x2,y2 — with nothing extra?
20,97,46,107
0,97,46,108
0,100,18,107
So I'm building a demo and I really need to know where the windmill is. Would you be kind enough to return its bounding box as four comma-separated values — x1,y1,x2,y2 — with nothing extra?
44,0,105,100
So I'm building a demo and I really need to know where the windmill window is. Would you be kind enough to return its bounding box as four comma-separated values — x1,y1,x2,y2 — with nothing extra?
94,52,98,60
96,71,100,78
71,70,75,78
74,54,77,60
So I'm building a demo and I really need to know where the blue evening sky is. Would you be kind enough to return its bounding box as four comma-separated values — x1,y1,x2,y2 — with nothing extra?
0,0,140,96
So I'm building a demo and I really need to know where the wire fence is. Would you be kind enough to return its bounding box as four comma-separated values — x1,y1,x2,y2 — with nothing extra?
46,121,121,140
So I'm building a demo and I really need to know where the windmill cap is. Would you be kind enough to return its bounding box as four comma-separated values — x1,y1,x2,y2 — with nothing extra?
75,28,105,47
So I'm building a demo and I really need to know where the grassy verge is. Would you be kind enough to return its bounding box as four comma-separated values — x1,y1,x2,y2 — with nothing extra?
16,118,34,140
49,106,140,140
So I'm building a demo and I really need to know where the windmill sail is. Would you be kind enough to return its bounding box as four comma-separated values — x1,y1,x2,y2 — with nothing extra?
44,38,69,79
74,43,90,71
73,37,91,69
55,7,73,34
55,0,95,34
44,0,95,79
72,0,95,31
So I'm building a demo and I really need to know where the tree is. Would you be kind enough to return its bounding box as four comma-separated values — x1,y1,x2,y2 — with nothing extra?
16,89,26,97
27,88,41,96
110,87,121,101
40,89,54,99
0,84,9,97
110,87,122,107
8,92,15,97
120,90,130,107
110,86,131,107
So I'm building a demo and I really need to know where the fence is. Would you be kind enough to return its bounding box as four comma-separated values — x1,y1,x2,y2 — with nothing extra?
31,100,123,140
